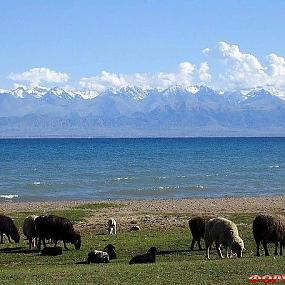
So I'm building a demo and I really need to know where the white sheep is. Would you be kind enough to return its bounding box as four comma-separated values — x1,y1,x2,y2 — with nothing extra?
107,218,117,235
204,217,244,259
23,215,38,249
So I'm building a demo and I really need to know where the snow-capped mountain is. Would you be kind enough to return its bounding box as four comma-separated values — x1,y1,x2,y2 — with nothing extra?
1,85,285,137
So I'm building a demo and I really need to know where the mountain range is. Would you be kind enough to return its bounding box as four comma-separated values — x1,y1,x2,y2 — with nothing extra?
1,85,285,137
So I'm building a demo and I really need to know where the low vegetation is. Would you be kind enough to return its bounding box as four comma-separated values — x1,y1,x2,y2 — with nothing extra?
0,205,284,285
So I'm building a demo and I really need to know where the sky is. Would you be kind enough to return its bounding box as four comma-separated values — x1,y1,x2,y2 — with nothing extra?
1,0,285,91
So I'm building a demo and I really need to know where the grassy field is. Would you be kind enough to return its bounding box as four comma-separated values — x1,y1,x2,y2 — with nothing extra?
0,205,284,284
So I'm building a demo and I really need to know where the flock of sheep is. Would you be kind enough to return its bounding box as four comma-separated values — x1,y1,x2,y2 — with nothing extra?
0,212,284,264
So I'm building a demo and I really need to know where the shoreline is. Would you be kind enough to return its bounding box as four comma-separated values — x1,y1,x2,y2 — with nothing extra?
1,195,284,213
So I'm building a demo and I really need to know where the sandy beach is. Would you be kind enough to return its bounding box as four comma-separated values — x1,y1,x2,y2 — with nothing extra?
1,196,284,233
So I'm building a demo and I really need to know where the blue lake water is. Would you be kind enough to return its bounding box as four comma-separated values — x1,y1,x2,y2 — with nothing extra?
0,137,285,201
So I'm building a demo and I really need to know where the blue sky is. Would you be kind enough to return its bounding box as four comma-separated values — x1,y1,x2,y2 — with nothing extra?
1,0,285,91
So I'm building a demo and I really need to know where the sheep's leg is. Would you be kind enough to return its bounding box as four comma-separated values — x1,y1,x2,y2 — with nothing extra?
190,238,196,251
114,227,117,235
43,238,47,248
225,246,229,258
274,242,278,255
263,241,269,256
37,238,41,249
7,235,11,243
197,239,203,251
255,240,260,257
206,244,211,260
63,241,68,250
0,232,3,244
28,238,32,249
54,240,58,247
216,242,224,259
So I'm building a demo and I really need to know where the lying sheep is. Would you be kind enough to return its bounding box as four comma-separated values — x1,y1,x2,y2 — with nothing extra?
0,214,20,244
188,216,213,250
41,246,63,256
204,217,244,259
103,244,117,260
35,215,81,250
23,215,38,249
129,247,157,264
87,249,109,263
107,218,117,235
253,213,285,256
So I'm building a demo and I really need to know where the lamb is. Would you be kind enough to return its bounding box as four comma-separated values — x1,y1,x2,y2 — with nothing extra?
188,216,213,250
0,214,20,244
129,247,157,264
35,215,81,250
253,213,285,256
204,217,244,259
87,249,110,263
103,244,117,260
23,215,38,249
107,218,117,235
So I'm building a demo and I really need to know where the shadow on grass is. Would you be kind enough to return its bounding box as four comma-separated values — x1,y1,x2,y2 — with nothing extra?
0,247,41,254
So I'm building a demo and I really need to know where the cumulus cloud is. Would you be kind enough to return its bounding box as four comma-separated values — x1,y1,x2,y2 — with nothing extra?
79,62,196,91
205,41,285,90
198,62,211,83
8,67,69,86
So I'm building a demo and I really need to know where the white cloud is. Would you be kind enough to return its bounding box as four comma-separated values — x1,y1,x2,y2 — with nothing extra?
198,62,211,83
79,62,196,91
8,67,69,86
205,41,285,90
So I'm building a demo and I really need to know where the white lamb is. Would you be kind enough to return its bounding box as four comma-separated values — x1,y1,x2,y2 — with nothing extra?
23,215,38,249
204,217,244,259
107,218,117,235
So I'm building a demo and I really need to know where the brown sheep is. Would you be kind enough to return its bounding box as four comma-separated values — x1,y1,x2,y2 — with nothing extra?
0,214,20,244
253,213,285,256
188,216,213,250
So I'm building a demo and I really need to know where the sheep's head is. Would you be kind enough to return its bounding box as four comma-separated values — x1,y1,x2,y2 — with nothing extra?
147,247,158,255
73,232,81,250
12,230,20,243
232,238,244,258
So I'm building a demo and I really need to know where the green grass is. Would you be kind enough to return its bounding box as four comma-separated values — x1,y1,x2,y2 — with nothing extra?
0,211,284,284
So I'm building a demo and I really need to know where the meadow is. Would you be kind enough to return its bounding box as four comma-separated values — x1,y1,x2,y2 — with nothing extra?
0,202,284,285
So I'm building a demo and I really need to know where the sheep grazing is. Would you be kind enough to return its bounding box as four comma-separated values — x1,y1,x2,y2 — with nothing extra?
253,213,285,256
188,216,213,250
87,249,109,263
35,215,81,250
41,246,63,256
23,215,38,249
107,218,117,235
204,217,244,259
0,214,20,244
103,244,117,260
129,247,157,265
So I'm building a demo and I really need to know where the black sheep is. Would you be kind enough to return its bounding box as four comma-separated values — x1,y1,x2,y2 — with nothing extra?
129,247,157,265
41,246,63,256
253,213,285,256
0,214,20,244
188,216,213,250
35,215,81,250
103,244,117,260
